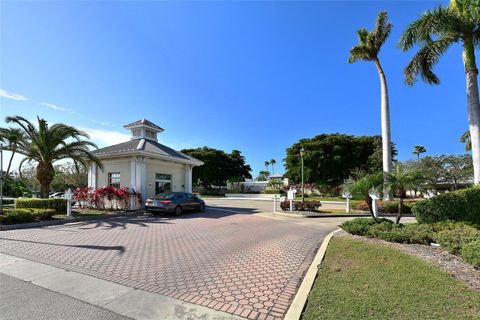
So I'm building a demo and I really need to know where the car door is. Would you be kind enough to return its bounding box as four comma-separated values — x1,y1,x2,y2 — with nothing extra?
184,193,196,211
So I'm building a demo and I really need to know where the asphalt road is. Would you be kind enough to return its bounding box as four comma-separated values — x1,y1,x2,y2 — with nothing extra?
0,273,130,320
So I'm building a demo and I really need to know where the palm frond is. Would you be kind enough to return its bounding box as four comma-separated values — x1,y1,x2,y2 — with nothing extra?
404,36,454,85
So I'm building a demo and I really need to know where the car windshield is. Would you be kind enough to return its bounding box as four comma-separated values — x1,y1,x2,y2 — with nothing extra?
154,192,176,199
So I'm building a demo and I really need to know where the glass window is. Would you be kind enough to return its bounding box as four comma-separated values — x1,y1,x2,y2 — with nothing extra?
108,172,121,188
175,193,185,199
155,173,172,181
185,193,193,200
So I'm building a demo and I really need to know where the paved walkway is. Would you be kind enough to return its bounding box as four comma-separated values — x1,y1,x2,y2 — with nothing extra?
0,201,347,320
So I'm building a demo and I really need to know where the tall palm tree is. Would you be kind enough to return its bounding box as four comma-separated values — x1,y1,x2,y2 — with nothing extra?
399,0,480,185
349,11,393,200
460,130,472,151
412,145,427,159
270,159,276,174
0,127,24,177
264,161,270,173
4,116,102,198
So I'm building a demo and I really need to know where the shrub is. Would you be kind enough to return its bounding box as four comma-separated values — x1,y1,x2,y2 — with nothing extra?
15,198,67,213
0,208,54,224
2,199,15,205
461,239,480,268
379,201,413,214
353,201,370,211
378,224,434,245
340,218,392,236
412,187,480,224
280,200,321,211
433,224,480,254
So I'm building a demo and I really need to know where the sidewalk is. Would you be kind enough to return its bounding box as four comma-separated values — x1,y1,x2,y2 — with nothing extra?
0,252,243,320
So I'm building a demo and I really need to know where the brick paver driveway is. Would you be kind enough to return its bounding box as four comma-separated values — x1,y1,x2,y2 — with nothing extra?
0,203,333,320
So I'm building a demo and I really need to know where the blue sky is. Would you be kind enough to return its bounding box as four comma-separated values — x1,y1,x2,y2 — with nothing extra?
0,0,470,177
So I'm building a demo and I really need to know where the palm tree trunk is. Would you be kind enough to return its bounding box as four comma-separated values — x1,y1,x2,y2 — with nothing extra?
36,162,55,198
374,59,393,199
463,42,480,185
396,198,403,224
5,151,15,177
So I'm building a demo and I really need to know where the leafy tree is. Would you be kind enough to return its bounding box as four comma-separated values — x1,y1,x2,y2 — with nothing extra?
460,130,472,151
399,0,480,185
181,147,252,188
3,178,31,197
3,116,102,198
50,162,88,191
439,154,474,190
0,127,25,177
413,145,427,159
264,161,270,173
270,159,276,174
256,170,270,181
284,134,396,188
349,11,393,200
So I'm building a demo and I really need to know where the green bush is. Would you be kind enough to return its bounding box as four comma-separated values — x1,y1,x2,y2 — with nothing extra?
0,208,54,224
433,224,480,254
412,187,480,224
460,239,480,268
378,224,434,245
263,189,284,194
2,199,15,205
15,198,67,213
340,218,393,236
380,201,413,214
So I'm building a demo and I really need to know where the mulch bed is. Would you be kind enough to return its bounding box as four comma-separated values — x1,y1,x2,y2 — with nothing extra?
336,230,480,292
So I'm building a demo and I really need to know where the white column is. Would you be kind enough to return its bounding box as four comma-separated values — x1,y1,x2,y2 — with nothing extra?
184,164,192,193
135,156,146,197
88,163,97,189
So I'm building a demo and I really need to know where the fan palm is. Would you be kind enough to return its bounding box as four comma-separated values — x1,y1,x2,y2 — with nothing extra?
460,130,472,151
4,116,102,198
349,11,393,200
270,159,276,174
0,127,25,177
399,0,480,184
412,145,427,159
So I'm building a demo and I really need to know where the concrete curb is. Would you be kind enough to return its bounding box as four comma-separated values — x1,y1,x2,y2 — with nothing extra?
0,211,146,231
284,229,340,320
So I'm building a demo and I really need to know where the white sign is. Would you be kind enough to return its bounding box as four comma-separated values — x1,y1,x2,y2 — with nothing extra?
287,188,296,200
342,191,352,199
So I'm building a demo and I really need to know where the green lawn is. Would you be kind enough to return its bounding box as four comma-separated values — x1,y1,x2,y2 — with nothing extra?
303,237,480,320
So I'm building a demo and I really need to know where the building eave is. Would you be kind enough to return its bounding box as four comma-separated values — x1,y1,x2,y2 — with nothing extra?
94,150,204,166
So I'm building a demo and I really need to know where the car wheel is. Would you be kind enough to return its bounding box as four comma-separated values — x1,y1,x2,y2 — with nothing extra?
199,203,205,212
174,206,182,216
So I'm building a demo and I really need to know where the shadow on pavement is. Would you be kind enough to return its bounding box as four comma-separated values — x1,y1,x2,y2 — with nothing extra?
0,237,126,254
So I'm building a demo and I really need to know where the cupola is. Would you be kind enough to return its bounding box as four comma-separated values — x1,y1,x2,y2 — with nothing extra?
123,119,164,142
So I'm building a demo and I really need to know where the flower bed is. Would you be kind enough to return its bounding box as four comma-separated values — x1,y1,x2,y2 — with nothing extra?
279,200,322,211
73,186,142,210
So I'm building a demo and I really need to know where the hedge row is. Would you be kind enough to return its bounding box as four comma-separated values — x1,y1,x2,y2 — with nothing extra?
412,187,480,224
341,218,480,268
0,208,55,224
353,200,413,214
15,198,67,213
340,218,433,245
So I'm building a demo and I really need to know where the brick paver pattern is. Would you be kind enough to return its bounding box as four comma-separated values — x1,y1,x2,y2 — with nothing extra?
0,211,327,320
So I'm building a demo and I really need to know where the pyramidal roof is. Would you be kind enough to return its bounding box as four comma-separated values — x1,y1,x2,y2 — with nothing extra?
123,119,164,132
92,138,203,166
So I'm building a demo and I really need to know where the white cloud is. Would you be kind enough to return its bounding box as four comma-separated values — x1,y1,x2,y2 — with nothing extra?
90,118,113,127
0,89,28,101
41,102,75,114
80,127,130,147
